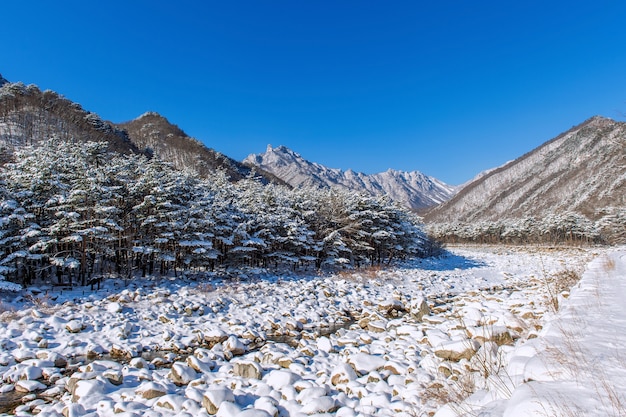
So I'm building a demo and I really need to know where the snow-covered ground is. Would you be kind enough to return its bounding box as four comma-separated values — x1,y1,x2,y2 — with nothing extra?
0,245,622,417
452,247,626,417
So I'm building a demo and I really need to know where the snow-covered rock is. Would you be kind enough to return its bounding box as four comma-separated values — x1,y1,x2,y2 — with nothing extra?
347,353,387,376
410,296,430,321
65,320,83,333
331,363,358,386
233,360,263,380
265,369,302,390
434,339,480,362
223,335,246,357
106,302,123,314
203,387,235,414
168,362,198,386
15,379,46,393
136,381,168,399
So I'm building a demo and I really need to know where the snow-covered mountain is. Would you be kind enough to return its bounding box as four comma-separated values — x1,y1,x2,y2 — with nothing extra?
244,145,456,211
426,115,626,223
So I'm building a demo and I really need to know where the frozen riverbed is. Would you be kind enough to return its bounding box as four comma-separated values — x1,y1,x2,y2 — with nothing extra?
0,245,616,417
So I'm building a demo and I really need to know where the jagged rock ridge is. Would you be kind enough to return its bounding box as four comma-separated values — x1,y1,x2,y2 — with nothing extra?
244,145,456,211
425,116,626,223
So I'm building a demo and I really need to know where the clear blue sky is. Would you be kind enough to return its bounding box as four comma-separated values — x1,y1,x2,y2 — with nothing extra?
3,1,626,185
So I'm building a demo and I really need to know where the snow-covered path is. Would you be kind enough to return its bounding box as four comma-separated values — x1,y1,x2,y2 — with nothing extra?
458,249,626,416
502,249,626,416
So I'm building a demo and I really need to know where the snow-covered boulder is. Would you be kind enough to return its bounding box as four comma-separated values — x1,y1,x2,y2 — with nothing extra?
203,387,235,414
317,336,334,353
434,339,480,362
102,369,123,386
253,396,279,417
65,320,83,333
61,404,86,417
155,394,186,412
378,299,406,317
223,335,246,358
216,401,242,417
106,302,123,314
204,329,229,345
410,296,430,321
347,353,386,376
168,362,198,386
233,360,263,380
71,378,108,403
15,379,46,393
187,355,214,374
49,353,68,369
265,369,302,390
136,381,168,399
330,363,358,386
13,349,36,363
300,396,337,414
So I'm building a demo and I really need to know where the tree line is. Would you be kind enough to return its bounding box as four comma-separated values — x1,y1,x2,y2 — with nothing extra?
427,210,626,245
0,139,434,290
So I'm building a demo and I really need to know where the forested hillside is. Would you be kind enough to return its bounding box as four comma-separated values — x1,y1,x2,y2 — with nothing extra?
426,116,626,244
118,112,281,183
0,140,433,290
0,82,139,159
0,80,281,185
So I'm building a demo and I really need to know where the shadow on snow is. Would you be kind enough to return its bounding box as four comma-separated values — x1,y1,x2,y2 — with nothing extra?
402,250,488,271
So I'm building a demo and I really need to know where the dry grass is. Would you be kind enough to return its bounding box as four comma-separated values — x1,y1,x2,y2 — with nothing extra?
0,301,18,322
602,257,616,271
24,293,61,315
337,264,384,281
542,268,581,312
539,256,626,416
193,282,216,294
423,374,477,411
422,319,515,416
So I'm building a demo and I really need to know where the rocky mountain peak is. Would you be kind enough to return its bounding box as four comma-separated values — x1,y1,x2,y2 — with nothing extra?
244,145,456,211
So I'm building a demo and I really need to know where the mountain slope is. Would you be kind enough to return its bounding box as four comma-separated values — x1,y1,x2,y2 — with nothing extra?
117,112,280,182
0,81,139,159
425,116,626,223
244,145,456,211
0,78,280,184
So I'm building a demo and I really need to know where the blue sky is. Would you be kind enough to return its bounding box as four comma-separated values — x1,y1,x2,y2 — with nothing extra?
3,1,626,185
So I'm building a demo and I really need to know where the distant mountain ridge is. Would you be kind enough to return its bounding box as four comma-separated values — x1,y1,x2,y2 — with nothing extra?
426,115,626,223
244,145,456,211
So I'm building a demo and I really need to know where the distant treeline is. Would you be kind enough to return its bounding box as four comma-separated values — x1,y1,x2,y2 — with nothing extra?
427,212,626,245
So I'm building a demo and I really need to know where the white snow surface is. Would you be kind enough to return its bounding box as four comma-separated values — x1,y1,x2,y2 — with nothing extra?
453,248,626,417
0,245,624,417
244,145,457,210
